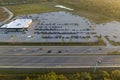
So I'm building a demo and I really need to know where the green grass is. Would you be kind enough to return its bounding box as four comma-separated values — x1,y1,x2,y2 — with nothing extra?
7,1,109,23
108,51,120,55
57,0,120,24
2,0,120,23
7,2,61,16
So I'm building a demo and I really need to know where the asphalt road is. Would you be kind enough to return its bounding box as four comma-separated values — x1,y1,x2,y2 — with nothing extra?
0,46,119,68
0,55,119,68
0,46,120,55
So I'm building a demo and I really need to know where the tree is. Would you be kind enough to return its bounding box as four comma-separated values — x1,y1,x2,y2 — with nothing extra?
69,72,81,80
58,74,67,80
97,35,103,45
25,76,30,80
94,70,111,80
111,70,120,80
81,72,92,80
0,0,3,4
46,72,57,80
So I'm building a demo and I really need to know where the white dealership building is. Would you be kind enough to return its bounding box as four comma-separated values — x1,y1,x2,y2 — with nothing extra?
0,19,32,31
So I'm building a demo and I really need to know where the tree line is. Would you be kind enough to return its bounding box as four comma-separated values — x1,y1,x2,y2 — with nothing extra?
24,70,120,80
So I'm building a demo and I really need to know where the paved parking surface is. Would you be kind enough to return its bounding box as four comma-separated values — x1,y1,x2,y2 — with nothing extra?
0,11,98,42
96,21,120,43
0,11,120,47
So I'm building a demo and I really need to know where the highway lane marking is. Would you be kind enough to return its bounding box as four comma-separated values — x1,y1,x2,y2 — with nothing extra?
0,55,104,57
0,66,120,68
0,46,107,48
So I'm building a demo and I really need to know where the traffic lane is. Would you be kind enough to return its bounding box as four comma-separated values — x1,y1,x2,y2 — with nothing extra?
0,56,99,66
0,47,119,55
100,55,120,65
0,56,120,66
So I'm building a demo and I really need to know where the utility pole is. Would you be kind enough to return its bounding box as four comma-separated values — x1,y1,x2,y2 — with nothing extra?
94,57,102,73
94,61,98,73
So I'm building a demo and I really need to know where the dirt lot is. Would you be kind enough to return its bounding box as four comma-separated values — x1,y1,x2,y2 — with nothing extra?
0,8,9,22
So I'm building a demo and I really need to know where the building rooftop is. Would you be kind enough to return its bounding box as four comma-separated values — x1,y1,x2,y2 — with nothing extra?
1,19,32,29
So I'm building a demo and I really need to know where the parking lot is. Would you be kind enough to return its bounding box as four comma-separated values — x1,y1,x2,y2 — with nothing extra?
0,11,98,43
0,11,120,46
96,21,120,42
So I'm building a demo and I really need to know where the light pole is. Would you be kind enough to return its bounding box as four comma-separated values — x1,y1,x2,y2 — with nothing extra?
94,57,102,73
94,61,98,73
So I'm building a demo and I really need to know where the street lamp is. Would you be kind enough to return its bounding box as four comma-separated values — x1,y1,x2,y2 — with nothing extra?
94,59,102,73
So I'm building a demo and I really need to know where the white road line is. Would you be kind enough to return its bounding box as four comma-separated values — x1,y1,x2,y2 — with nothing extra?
0,66,120,68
